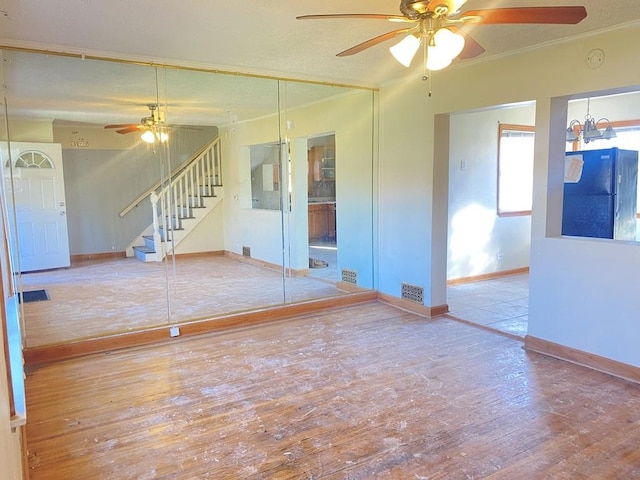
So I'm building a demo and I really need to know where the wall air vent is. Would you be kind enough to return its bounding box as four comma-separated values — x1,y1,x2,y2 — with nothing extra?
341,269,358,284
242,246,251,257
401,282,424,304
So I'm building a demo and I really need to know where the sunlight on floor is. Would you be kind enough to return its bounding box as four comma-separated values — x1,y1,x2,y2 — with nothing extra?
447,273,529,338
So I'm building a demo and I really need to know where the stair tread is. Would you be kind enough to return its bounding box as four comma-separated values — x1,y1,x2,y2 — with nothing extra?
133,184,221,262
133,245,155,253
142,234,172,241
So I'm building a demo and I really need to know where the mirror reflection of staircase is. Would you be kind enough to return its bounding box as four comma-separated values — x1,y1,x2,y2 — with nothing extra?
124,137,223,262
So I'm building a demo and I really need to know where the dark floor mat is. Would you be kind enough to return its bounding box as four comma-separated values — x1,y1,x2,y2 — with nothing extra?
19,289,49,303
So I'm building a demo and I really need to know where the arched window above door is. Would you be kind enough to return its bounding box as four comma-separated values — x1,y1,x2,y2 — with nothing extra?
5,151,54,169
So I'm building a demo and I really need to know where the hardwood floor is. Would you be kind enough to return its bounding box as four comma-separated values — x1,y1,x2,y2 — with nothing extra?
25,301,640,479
20,254,348,348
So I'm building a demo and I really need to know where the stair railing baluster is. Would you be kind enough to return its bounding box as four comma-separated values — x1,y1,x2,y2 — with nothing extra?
132,137,223,262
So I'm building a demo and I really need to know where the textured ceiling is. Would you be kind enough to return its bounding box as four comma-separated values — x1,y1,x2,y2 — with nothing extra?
1,0,640,126
2,0,640,87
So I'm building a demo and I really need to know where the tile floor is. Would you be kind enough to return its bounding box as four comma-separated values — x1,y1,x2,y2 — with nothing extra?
308,241,339,282
446,273,529,339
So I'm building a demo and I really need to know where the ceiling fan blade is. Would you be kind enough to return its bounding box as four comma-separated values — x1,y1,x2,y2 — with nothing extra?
104,124,137,129
297,13,413,23
460,6,587,25
337,28,414,57
446,26,485,59
114,125,142,135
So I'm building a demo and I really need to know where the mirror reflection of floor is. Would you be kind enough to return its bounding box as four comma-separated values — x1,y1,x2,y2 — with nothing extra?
19,254,349,348
308,240,338,282
446,273,529,339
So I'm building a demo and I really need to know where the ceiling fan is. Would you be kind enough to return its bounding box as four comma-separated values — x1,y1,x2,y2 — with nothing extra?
104,104,168,143
297,1,587,71
104,103,165,135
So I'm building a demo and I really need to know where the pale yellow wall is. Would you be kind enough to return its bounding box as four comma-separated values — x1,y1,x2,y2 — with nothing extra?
1,117,53,142
54,124,139,150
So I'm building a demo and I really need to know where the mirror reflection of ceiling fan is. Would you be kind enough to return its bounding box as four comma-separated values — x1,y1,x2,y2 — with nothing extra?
104,104,168,143
297,1,587,71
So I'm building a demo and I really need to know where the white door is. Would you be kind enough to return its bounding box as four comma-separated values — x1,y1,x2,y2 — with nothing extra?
2,142,70,272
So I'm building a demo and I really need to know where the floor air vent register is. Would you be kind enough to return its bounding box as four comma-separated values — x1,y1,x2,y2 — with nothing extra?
341,269,358,285
401,283,424,304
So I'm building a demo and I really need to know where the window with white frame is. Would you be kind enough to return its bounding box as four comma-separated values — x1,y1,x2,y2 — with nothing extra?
497,124,535,216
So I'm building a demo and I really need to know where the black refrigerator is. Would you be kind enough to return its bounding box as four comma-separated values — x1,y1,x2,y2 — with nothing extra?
562,147,638,240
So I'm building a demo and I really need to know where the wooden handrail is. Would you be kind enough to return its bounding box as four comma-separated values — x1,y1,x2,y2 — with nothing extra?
119,137,221,218
152,136,222,260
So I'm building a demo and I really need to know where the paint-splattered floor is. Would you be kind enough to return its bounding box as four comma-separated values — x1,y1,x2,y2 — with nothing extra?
26,300,640,479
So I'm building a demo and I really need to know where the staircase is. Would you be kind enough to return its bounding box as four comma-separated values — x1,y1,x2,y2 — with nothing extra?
125,137,223,262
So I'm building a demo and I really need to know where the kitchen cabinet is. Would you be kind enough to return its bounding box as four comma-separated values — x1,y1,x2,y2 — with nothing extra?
308,146,335,183
327,202,336,239
308,202,336,241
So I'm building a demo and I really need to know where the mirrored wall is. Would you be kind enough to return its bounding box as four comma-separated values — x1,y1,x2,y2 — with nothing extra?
0,49,376,348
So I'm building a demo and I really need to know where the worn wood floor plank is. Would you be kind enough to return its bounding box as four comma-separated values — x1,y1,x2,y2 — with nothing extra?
21,255,346,347
25,302,640,479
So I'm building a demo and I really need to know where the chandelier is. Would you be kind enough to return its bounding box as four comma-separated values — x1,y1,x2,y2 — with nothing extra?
566,98,617,144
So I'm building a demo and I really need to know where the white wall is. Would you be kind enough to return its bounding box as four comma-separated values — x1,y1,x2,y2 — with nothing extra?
174,200,225,254
448,105,535,280
379,82,436,303
379,23,640,366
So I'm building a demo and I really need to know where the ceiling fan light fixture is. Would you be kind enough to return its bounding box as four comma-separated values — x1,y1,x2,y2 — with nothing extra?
426,45,453,71
141,129,169,144
432,28,465,59
390,34,421,67
141,130,156,144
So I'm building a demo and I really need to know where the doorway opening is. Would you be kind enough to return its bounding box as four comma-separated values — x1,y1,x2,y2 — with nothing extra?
307,133,337,281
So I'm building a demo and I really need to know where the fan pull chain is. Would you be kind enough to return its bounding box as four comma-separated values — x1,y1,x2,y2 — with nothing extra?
421,44,432,97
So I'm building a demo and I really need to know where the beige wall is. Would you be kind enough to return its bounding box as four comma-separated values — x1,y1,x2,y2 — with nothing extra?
0,117,53,143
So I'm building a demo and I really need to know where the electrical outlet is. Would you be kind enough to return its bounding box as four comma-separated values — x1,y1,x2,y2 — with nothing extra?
497,252,504,261
169,326,180,337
